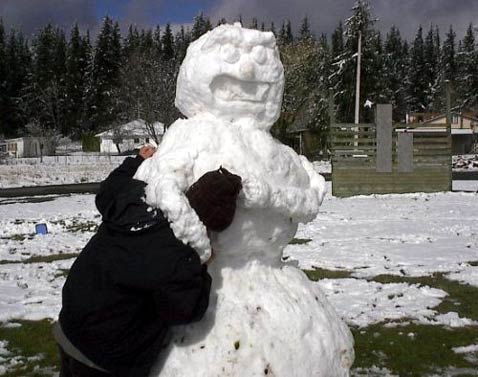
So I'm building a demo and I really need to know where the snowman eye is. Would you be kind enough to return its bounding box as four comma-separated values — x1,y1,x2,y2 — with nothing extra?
220,44,240,64
252,45,267,64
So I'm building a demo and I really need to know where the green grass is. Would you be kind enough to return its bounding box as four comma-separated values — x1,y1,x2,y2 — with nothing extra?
0,320,59,377
23,253,79,264
352,323,478,376
50,219,99,233
0,253,79,265
288,238,312,245
303,267,353,280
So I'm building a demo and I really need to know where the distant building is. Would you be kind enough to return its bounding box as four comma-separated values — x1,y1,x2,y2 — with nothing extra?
407,110,478,154
423,112,478,154
1,136,54,158
95,120,165,154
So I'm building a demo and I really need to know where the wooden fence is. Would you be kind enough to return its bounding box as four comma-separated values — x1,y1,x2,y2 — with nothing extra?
331,104,452,197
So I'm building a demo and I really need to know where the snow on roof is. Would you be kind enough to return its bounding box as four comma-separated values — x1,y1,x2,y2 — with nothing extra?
451,128,474,135
95,120,165,138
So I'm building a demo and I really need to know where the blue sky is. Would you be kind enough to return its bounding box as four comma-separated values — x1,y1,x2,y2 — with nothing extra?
1,0,477,40
93,0,217,25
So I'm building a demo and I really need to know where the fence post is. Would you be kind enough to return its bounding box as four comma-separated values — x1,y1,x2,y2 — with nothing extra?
397,132,413,172
376,104,393,173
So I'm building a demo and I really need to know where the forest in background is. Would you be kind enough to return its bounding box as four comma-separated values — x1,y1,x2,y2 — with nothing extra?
0,1,477,152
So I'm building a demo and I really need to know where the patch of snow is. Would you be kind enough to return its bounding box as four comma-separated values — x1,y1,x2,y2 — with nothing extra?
317,278,447,327
421,312,478,327
447,265,478,287
453,344,478,354
285,188,478,279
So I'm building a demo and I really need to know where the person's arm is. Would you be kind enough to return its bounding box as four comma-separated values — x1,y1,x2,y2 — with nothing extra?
95,145,156,217
152,252,212,325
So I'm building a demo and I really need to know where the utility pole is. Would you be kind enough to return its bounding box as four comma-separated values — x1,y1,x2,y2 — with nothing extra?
354,30,362,125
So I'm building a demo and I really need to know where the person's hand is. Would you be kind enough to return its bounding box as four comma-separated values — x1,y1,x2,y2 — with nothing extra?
138,145,156,160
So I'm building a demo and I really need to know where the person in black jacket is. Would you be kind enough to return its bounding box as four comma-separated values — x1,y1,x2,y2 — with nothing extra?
55,145,242,377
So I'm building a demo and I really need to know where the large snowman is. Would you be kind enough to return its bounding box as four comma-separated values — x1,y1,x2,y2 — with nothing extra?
135,23,354,377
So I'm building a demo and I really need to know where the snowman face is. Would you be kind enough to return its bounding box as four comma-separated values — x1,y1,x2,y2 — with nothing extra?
175,24,284,130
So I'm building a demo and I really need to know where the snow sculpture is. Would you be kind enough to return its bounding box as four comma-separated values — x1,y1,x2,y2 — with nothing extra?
135,23,354,376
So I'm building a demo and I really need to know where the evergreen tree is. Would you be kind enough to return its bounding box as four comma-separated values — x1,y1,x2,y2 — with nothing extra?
175,25,191,63
123,25,140,58
64,24,91,136
285,19,293,44
191,13,211,41
441,26,457,82
431,25,458,111
161,23,175,61
330,0,380,122
456,24,478,108
6,31,31,136
20,24,67,133
423,24,440,109
406,26,428,111
270,22,276,37
33,24,58,86
250,18,258,30
140,29,154,54
331,22,344,58
0,19,8,135
84,17,122,132
153,25,162,58
299,16,312,41
383,26,408,121
278,19,293,45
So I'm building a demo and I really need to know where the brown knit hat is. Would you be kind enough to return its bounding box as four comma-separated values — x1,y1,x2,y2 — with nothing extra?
186,167,243,232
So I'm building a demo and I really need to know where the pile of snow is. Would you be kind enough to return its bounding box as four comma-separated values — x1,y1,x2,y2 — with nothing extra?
453,154,478,171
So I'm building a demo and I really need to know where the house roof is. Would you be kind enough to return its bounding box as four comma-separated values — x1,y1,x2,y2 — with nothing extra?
423,112,478,124
96,120,165,138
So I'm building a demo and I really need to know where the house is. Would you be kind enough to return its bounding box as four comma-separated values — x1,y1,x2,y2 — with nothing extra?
2,136,55,158
95,120,165,154
423,112,478,154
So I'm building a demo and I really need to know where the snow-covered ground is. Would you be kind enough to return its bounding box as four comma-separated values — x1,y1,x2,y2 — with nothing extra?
0,155,127,188
0,179,477,374
1,182,477,326
1,154,477,189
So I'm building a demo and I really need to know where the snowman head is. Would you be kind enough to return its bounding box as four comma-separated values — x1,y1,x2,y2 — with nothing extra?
175,23,284,130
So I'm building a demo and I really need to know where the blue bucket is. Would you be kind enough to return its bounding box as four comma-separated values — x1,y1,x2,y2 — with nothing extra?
35,223,48,235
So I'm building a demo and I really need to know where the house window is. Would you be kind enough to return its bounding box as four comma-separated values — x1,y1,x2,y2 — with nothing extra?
134,138,140,143
452,115,459,124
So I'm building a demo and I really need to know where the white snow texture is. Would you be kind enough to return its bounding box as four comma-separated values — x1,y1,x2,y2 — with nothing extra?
135,23,354,376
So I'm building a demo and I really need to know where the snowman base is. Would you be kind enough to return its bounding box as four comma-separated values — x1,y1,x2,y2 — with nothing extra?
151,262,354,377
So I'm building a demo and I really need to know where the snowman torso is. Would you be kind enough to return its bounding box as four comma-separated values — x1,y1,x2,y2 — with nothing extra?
157,114,310,265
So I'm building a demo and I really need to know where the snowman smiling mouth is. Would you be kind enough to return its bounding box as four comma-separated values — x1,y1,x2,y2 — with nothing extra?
210,75,270,102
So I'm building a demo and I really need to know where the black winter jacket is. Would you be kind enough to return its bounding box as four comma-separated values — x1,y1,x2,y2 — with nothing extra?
59,156,212,376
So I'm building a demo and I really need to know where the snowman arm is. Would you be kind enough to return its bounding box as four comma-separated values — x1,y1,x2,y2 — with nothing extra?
269,185,320,223
265,157,326,223
144,149,212,262
299,155,327,207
